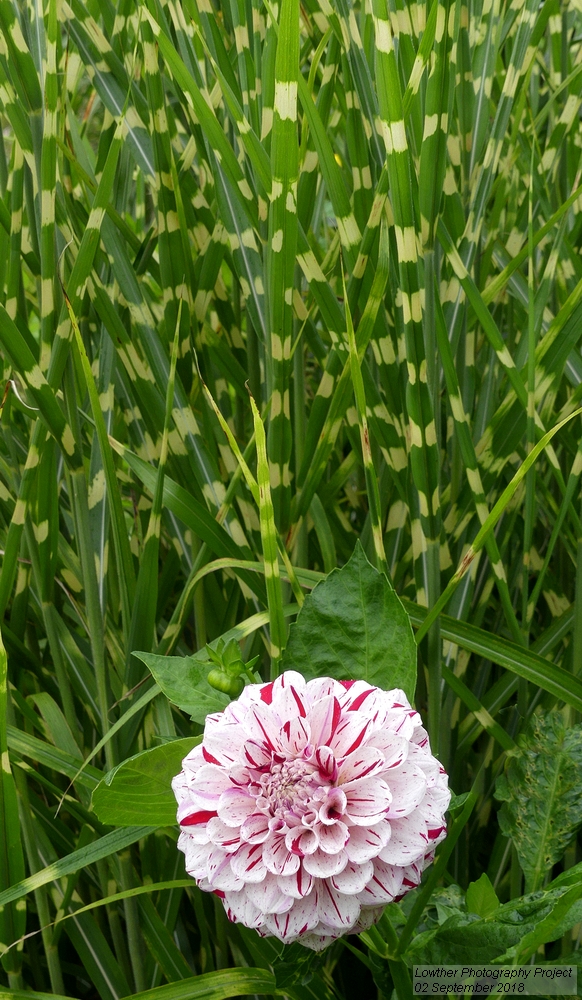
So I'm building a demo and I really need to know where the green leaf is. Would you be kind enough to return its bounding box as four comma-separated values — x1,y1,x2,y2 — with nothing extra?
0,629,26,973
64,911,131,1000
0,827,156,909
91,738,199,827
281,541,416,701
495,879,582,965
465,873,500,919
0,968,278,1000
405,882,582,966
404,600,582,713
134,651,230,724
495,712,582,892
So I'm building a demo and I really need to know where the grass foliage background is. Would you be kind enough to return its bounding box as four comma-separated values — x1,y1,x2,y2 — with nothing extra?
0,0,582,992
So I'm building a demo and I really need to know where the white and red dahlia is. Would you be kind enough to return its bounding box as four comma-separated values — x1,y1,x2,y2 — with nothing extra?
172,671,450,950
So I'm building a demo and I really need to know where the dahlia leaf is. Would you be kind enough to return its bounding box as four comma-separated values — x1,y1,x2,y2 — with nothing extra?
281,541,416,700
465,873,499,918
92,738,199,827
134,651,229,723
494,711,582,892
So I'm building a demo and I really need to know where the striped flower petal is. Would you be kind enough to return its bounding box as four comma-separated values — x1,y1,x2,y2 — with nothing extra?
174,672,450,949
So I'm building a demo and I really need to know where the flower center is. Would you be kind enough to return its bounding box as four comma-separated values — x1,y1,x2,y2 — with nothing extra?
256,758,328,821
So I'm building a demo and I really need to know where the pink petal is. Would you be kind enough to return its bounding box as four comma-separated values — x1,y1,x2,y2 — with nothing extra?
234,683,265,708
385,762,427,818
272,674,308,719
285,827,319,856
400,860,423,889
365,731,409,769
303,848,348,878
206,847,243,891
357,858,403,904
259,681,274,704
272,670,307,698
277,865,314,899
352,904,385,934
178,805,217,826
203,726,242,766
331,859,374,894
417,787,450,828
305,677,344,701
340,680,376,711
317,821,349,855
244,873,294,914
190,763,232,795
330,715,371,757
230,842,268,883
182,839,210,878
315,746,338,781
206,817,242,852
239,813,271,844
178,821,210,845
411,723,430,748
223,890,263,928
385,688,412,710
265,892,320,939
279,717,311,756
247,703,282,752
344,777,392,825
378,708,416,741
345,820,391,863
177,745,203,779
379,812,429,865
338,747,385,784
317,880,360,929
318,787,347,824
217,787,256,828
242,739,272,768
227,764,253,787
308,695,341,746
263,833,301,875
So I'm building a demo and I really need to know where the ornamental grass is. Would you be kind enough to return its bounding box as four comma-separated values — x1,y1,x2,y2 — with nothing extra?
0,0,582,994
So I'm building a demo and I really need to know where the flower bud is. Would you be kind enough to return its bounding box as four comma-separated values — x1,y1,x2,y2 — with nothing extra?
207,668,245,698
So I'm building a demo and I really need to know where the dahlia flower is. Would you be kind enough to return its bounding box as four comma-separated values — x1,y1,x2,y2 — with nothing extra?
172,671,450,950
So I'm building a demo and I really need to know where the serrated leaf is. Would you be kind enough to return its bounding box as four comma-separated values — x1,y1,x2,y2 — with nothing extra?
495,712,582,892
91,738,199,827
280,541,416,701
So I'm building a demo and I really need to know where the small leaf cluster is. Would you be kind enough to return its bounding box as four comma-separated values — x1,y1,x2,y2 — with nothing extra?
203,639,260,698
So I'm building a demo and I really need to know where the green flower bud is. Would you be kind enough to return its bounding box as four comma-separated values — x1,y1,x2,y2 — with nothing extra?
207,668,245,698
